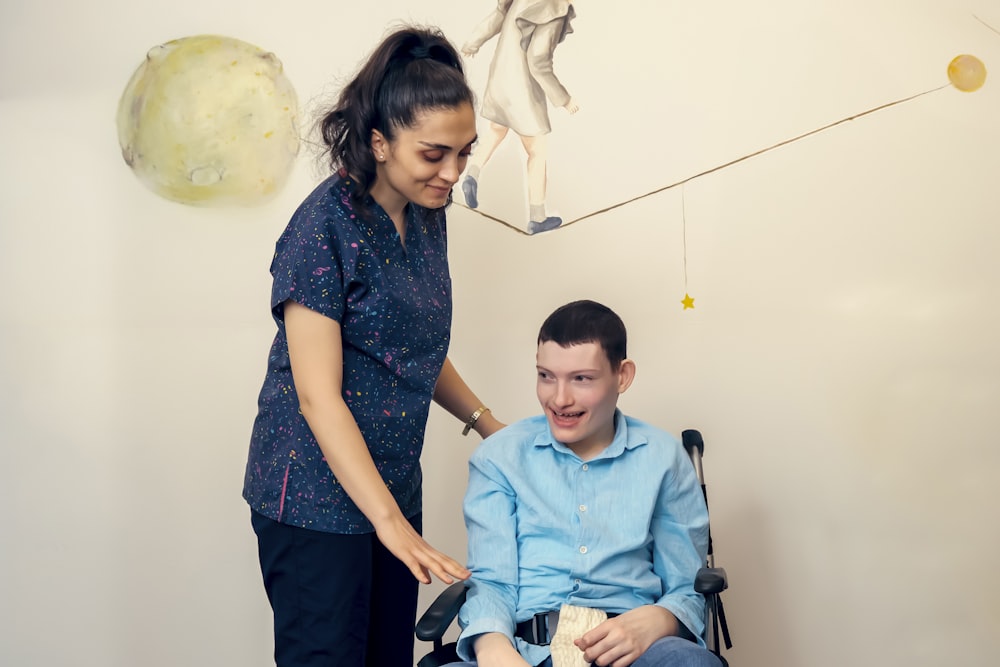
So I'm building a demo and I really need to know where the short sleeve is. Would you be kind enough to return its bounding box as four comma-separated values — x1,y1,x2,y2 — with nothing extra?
268,198,353,324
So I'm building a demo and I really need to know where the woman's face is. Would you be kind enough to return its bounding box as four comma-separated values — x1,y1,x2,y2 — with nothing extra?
370,102,477,212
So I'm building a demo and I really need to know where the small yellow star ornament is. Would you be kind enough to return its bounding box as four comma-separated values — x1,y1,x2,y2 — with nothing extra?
681,293,695,310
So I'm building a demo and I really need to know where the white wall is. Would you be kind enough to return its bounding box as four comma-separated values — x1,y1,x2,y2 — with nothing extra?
2,1,999,666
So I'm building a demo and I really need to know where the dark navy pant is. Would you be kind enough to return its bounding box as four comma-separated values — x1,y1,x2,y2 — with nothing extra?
251,510,421,667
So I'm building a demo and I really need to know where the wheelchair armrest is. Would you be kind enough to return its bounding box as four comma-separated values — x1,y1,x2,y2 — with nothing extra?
694,567,728,595
415,582,469,642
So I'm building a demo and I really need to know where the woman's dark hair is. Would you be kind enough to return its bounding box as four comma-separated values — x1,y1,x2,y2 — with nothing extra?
319,26,474,213
538,300,628,370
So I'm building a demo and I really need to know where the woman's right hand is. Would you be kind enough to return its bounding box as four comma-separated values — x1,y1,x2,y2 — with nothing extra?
373,513,470,585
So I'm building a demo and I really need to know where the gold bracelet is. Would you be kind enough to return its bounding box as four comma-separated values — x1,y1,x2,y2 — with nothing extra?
462,406,490,436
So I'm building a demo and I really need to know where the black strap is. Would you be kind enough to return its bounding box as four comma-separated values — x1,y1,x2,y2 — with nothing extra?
718,596,733,650
515,610,560,646
708,595,733,655
514,610,619,646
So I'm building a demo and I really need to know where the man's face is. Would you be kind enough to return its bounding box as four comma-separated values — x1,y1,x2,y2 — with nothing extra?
535,341,633,458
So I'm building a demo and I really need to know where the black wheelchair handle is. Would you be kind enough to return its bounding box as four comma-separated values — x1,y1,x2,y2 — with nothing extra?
682,429,705,456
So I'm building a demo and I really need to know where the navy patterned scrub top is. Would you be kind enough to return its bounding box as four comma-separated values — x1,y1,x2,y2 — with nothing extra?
243,172,452,534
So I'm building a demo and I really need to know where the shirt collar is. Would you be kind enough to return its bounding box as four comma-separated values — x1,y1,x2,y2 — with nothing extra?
533,409,648,461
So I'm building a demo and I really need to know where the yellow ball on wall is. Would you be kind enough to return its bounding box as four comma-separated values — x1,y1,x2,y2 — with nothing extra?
117,35,300,206
947,54,987,93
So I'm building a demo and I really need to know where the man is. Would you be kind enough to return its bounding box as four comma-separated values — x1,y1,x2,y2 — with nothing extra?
448,300,722,666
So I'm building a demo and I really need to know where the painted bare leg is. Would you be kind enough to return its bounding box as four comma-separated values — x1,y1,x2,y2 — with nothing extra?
523,134,561,234
463,122,508,209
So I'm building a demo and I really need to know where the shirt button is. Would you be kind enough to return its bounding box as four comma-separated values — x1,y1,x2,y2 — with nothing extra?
579,546,588,554
579,505,587,512
582,464,589,471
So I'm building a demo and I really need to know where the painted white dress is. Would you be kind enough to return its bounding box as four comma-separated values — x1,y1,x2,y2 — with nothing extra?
465,0,576,136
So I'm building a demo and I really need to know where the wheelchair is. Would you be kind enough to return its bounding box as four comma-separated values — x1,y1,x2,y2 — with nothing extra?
414,429,733,666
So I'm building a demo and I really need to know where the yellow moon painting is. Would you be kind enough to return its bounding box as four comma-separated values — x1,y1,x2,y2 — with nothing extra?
117,35,300,206
947,54,987,93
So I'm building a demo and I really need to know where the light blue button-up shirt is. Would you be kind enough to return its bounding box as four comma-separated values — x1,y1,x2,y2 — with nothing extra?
456,410,710,664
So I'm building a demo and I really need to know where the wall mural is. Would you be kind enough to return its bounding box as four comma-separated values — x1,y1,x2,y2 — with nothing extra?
117,35,299,206
113,12,993,308
459,0,579,235
455,7,991,310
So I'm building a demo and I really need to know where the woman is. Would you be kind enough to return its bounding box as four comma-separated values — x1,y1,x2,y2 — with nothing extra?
243,25,504,666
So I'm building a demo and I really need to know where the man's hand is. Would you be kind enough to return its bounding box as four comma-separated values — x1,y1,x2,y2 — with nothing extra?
573,605,679,667
473,633,532,667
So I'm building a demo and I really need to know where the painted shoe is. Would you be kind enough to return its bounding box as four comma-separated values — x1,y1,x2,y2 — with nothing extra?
462,176,478,208
528,216,562,235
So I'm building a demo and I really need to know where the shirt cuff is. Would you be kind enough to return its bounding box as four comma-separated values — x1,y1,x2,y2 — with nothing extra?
456,620,515,661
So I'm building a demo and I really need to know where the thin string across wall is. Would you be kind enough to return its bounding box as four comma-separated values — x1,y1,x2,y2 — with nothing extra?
457,84,954,235
558,85,952,230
